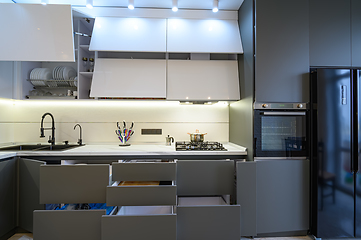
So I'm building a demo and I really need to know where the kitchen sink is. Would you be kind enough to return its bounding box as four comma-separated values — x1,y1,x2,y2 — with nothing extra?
0,144,83,151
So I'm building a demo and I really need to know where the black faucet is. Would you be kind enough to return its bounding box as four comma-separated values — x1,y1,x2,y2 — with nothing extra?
74,123,83,145
40,113,55,145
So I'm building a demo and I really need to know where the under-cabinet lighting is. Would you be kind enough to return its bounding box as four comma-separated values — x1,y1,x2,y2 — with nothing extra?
172,0,178,12
41,0,49,5
128,0,134,9
212,0,219,12
86,0,93,9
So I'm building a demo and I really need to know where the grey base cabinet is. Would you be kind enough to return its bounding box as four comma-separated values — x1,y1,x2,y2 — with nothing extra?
256,159,310,235
33,210,105,240
19,158,46,232
0,158,16,238
102,209,176,240
177,197,241,240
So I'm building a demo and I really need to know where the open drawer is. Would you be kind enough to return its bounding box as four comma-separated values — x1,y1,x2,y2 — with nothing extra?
39,164,110,204
102,206,176,240
33,209,105,240
177,196,241,240
107,180,176,206
112,160,176,181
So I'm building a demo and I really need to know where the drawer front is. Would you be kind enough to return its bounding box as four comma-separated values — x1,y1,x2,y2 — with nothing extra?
33,210,105,240
177,205,241,240
40,164,109,204
102,214,176,240
177,160,234,196
112,162,176,181
106,185,176,206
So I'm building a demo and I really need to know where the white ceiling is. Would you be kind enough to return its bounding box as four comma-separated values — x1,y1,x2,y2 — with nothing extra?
0,0,244,11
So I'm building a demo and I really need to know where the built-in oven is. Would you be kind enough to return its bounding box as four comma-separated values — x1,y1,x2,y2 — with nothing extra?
254,102,309,159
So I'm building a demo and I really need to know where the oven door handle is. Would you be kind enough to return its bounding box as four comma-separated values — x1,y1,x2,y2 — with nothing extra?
261,112,306,116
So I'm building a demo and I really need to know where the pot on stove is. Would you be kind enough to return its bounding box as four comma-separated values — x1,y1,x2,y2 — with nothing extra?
187,129,207,142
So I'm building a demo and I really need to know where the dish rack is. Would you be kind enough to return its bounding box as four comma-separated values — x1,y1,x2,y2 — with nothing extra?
27,79,77,88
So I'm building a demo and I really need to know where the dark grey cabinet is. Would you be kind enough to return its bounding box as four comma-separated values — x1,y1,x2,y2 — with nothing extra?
351,0,361,67
255,0,309,103
256,160,309,235
19,158,46,232
309,0,351,67
0,158,16,238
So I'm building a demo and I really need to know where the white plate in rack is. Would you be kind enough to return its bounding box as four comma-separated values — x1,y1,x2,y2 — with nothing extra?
63,66,76,80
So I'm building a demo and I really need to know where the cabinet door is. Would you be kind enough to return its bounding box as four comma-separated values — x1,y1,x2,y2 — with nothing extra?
19,158,46,232
167,60,240,101
256,160,309,234
237,161,257,236
90,58,166,98
255,0,309,103
0,4,74,62
0,158,16,238
352,0,361,67
310,0,351,66
167,19,243,53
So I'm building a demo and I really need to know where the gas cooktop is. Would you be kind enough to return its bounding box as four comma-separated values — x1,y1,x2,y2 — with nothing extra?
175,141,227,151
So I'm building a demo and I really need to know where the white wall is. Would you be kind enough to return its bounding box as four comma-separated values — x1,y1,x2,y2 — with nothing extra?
0,99,229,145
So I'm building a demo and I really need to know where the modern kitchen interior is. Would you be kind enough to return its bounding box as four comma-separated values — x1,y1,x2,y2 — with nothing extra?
0,0,361,240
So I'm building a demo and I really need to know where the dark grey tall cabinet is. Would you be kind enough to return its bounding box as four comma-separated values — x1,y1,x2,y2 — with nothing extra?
310,0,361,67
254,0,309,103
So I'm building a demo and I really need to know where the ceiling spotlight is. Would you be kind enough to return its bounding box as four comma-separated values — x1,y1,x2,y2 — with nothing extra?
41,0,49,5
86,0,93,9
128,0,134,10
212,0,219,12
172,0,178,12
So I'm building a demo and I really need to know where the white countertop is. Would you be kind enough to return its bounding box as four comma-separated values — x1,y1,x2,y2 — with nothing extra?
0,143,246,159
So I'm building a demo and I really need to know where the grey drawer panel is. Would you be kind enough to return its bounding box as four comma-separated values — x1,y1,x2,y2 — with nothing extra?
177,160,234,195
106,185,176,206
102,214,176,240
33,210,105,240
112,162,176,181
177,205,241,240
40,164,109,204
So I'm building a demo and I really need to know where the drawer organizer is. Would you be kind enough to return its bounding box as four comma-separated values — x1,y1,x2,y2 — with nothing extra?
102,160,177,240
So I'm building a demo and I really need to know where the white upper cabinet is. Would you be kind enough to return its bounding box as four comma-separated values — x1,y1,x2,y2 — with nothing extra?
167,60,240,101
0,3,74,62
90,58,166,98
89,17,166,52
167,19,243,53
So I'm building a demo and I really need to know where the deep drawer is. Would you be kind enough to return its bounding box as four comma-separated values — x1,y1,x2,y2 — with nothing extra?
39,164,109,204
177,196,241,240
33,210,105,240
112,161,176,181
106,182,176,206
102,206,176,240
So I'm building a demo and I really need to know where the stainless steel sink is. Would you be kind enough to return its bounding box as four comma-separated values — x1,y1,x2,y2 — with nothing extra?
0,144,83,151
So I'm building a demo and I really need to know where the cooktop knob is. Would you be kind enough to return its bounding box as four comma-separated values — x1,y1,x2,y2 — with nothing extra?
297,103,303,108
262,104,269,108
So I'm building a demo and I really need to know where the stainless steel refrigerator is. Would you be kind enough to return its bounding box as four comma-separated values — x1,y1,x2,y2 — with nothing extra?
310,68,361,238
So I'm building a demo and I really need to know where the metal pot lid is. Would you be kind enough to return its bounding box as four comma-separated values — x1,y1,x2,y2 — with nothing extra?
187,129,207,135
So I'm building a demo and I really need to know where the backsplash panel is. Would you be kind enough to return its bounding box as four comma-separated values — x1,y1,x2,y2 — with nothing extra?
0,99,229,145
